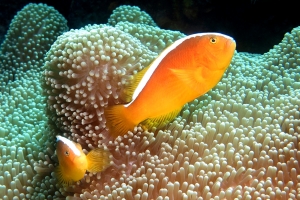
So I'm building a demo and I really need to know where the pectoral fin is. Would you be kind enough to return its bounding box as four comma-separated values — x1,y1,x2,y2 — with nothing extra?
169,68,203,88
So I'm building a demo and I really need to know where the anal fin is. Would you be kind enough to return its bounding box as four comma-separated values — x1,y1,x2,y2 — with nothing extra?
140,108,181,131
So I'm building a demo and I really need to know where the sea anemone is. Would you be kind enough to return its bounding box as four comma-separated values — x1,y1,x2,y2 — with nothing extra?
0,3,67,199
42,25,157,144
40,5,299,199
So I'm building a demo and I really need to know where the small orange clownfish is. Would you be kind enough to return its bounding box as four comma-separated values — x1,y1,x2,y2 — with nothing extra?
105,33,236,138
55,135,111,185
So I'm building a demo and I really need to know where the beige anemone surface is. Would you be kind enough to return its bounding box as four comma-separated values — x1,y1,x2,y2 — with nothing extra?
1,4,299,200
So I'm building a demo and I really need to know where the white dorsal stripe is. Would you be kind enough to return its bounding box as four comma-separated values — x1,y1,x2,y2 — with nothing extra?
124,32,234,107
56,135,81,156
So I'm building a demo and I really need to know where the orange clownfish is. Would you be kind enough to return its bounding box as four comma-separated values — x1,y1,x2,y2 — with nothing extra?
105,33,236,138
55,135,111,185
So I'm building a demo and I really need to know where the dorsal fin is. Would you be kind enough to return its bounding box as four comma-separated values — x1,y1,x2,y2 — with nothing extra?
120,65,151,103
74,142,82,151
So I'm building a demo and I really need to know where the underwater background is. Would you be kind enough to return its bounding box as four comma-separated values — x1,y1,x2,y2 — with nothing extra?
0,0,300,199
1,0,300,53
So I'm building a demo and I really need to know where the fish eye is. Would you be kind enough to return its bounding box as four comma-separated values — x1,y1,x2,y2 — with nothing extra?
210,37,217,44
65,151,69,156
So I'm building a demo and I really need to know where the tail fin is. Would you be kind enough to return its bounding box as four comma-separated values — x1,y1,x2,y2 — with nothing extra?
86,148,111,173
104,105,137,138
